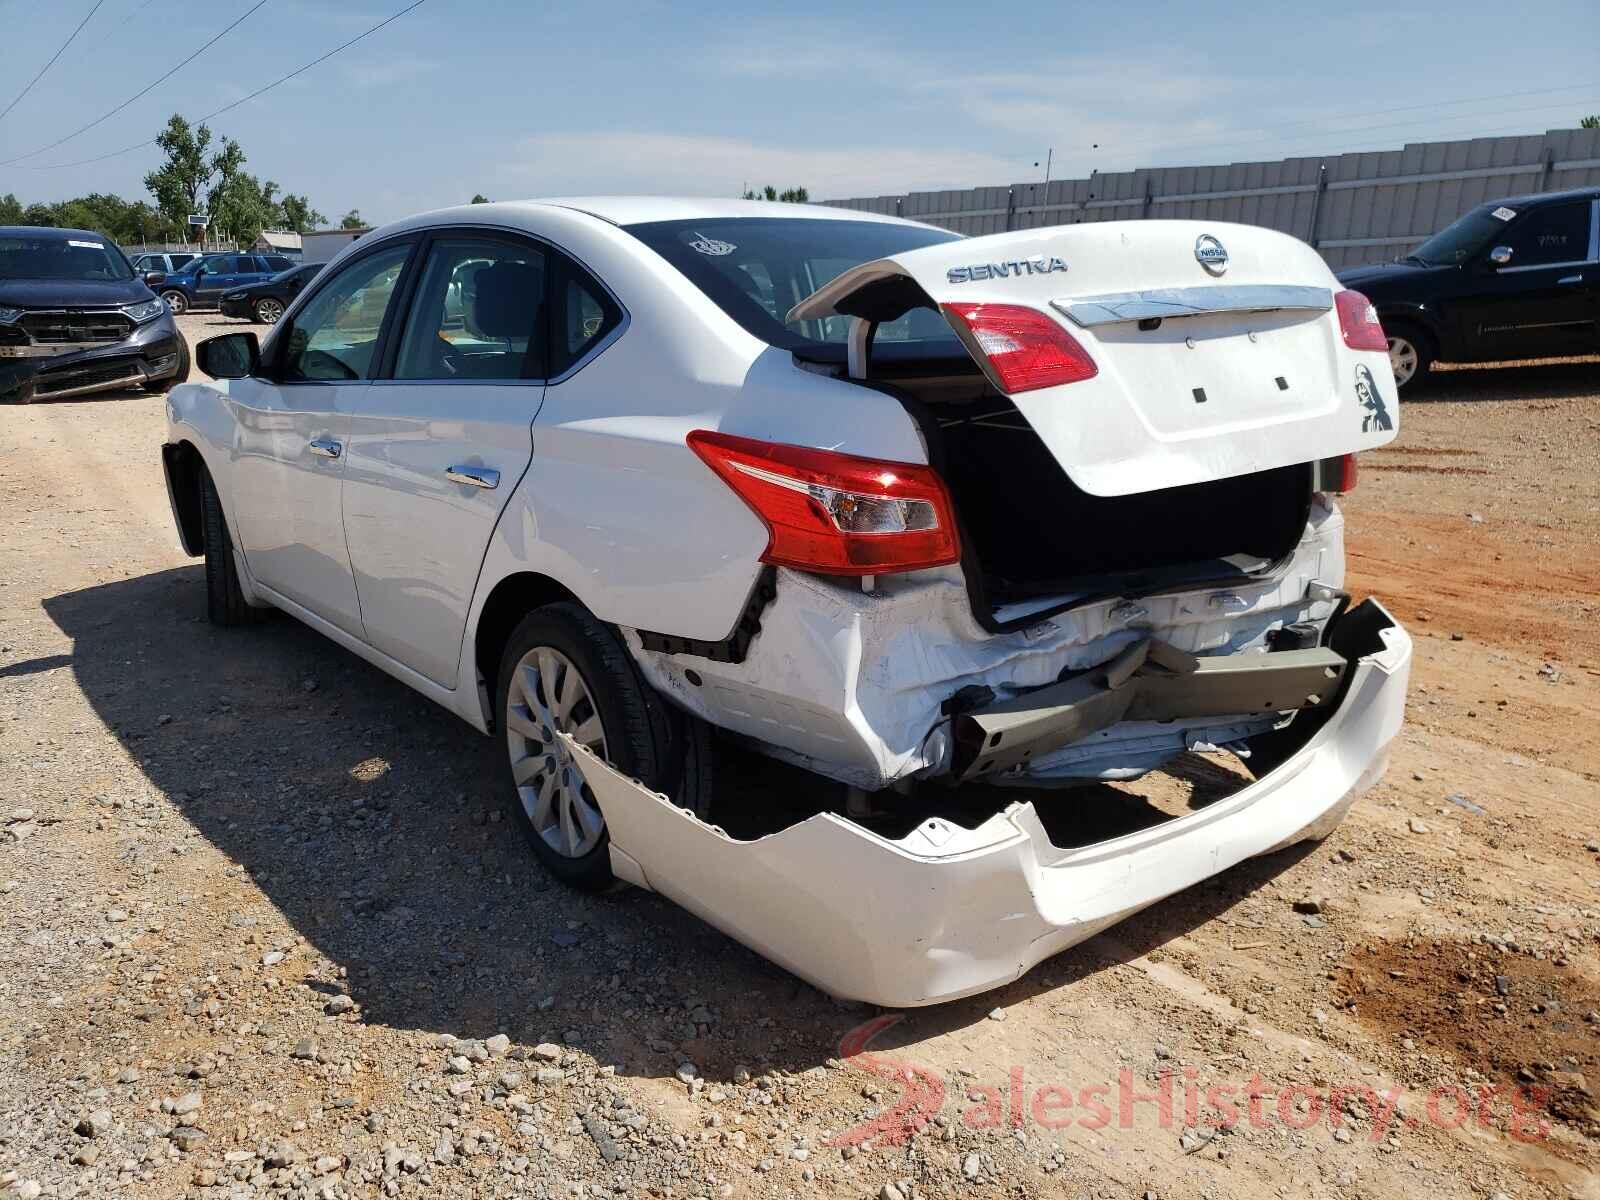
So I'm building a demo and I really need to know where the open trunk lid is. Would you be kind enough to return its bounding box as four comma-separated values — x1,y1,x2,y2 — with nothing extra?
789,220,1398,496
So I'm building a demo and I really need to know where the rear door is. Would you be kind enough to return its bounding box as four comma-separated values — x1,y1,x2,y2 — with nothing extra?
340,230,548,688
790,220,1398,496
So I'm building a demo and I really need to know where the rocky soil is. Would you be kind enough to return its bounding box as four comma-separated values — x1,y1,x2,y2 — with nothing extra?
1,321,1596,1199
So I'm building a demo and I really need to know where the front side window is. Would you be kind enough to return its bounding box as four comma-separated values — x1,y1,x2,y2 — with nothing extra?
198,255,233,275
1502,203,1592,267
622,217,962,359
393,238,547,381
279,242,411,383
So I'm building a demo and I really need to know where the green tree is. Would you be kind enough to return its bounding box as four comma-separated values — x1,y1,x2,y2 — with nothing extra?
742,185,809,203
470,193,490,204
279,194,326,233
1582,115,1600,129
0,193,24,224
340,209,364,229
144,115,214,238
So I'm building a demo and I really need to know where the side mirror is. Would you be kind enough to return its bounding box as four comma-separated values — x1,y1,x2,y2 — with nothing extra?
1488,245,1513,267
197,331,260,380
144,271,166,287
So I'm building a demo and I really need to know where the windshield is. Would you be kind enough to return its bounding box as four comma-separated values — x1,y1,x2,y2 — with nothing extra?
623,217,964,358
1411,204,1514,266
0,233,134,282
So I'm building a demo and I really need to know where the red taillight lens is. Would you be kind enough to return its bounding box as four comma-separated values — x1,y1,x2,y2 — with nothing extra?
1335,289,1387,352
942,302,1097,393
1317,453,1358,494
687,430,961,576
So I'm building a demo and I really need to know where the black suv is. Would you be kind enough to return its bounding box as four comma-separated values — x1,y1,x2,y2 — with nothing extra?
0,226,190,402
1338,187,1599,389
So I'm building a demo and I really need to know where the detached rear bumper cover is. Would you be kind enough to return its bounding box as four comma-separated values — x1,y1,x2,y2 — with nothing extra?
568,600,1409,1008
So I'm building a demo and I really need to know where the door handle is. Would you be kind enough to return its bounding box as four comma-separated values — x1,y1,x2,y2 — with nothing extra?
1557,274,1582,285
445,465,499,489
308,438,341,459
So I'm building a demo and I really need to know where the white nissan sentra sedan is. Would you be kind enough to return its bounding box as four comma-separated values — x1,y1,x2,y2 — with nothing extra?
162,197,1410,1006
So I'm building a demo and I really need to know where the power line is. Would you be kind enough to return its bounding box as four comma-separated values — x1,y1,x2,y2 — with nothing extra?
21,0,429,170
0,0,109,125
0,0,272,166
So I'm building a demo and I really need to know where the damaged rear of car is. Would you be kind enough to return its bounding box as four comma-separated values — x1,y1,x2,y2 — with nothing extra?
574,214,1409,1005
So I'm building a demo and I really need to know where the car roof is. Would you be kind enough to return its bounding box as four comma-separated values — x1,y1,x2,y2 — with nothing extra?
1478,185,1600,209
387,196,934,231
0,225,112,241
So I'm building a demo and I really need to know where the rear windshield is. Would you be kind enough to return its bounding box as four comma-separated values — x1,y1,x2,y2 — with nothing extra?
0,233,133,281
623,217,964,361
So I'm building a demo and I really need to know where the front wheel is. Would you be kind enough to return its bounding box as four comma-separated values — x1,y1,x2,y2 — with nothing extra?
255,297,284,324
160,289,189,316
1386,328,1433,391
494,603,718,890
198,467,266,626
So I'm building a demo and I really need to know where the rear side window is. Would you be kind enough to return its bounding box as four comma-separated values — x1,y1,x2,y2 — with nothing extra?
548,253,621,377
622,217,961,357
1503,203,1592,266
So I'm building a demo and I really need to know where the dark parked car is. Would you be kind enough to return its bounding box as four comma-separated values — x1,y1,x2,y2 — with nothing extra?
155,252,297,315
0,226,189,401
1338,186,1600,389
219,262,322,324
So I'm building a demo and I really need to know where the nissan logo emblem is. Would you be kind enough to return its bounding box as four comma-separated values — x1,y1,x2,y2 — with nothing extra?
1195,234,1229,275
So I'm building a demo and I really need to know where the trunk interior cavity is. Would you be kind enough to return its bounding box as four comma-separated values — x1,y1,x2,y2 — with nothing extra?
853,354,1314,627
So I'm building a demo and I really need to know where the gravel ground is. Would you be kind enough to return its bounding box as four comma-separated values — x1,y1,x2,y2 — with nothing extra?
1,320,1597,1200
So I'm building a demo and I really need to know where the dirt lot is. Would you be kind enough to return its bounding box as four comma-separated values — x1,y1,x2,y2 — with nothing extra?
2,319,1598,1200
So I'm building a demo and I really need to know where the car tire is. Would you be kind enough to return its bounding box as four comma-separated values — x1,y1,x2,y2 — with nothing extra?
494,602,719,890
144,332,191,394
160,289,189,316
1385,325,1434,391
255,297,284,324
198,467,266,627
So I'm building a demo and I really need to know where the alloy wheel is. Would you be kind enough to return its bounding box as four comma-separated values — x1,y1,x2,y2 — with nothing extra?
504,646,609,858
161,290,188,315
1387,335,1418,387
257,298,284,324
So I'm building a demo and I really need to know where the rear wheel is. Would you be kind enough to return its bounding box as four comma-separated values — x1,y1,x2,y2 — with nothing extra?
198,468,265,626
494,603,718,890
255,297,284,324
160,289,189,316
1386,326,1433,391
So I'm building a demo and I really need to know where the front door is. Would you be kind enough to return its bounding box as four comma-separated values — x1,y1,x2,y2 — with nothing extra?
228,240,415,636
1468,200,1599,359
193,255,244,305
341,232,548,687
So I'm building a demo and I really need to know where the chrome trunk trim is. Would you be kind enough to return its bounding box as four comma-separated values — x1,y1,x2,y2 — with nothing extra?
1053,284,1334,327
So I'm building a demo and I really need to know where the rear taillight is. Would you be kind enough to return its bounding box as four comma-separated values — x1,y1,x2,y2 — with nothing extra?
1316,453,1358,494
1335,289,1387,352
942,302,1097,393
687,430,961,575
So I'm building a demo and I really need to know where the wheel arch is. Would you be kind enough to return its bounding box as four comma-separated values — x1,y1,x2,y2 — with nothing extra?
471,571,583,728
1374,303,1443,351
161,439,207,556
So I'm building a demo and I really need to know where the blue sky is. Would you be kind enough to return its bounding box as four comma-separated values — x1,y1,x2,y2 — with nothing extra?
2,0,1597,225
